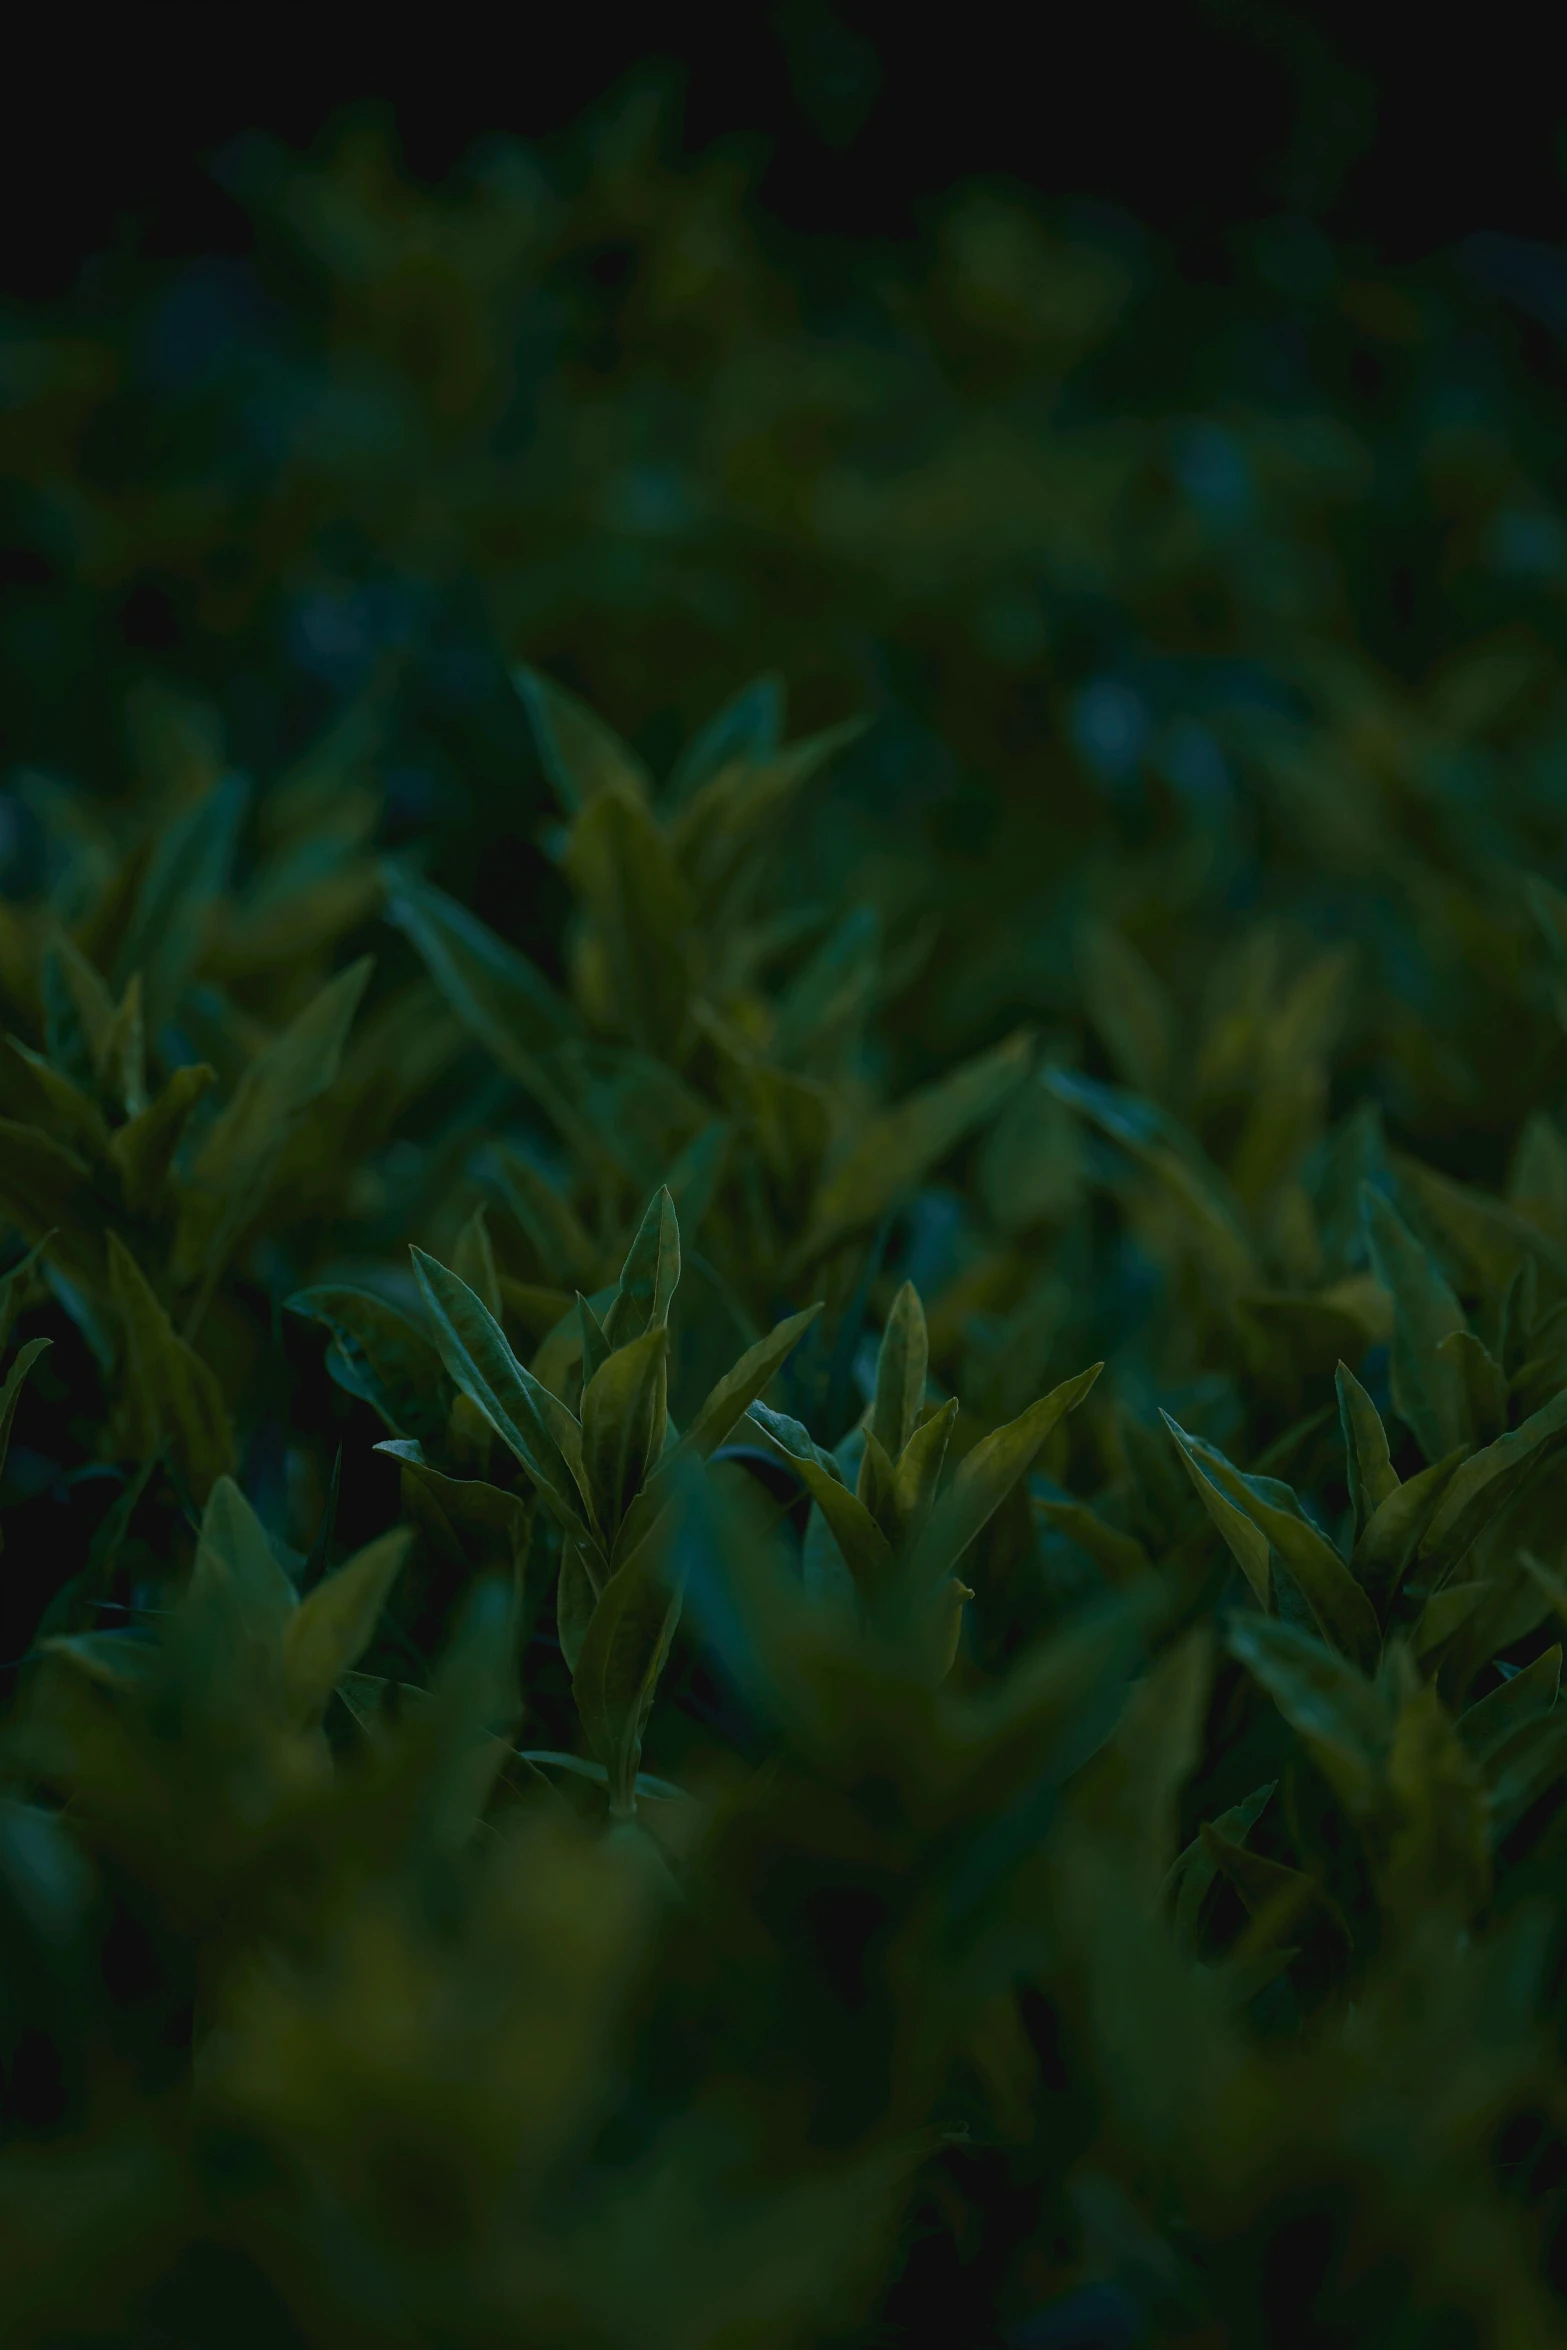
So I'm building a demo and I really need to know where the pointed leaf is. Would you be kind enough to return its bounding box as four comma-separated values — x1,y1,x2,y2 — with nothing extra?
666,673,783,806
1226,1613,1392,1821
189,1475,297,1650
1336,1360,1399,1537
514,666,652,812
1418,1382,1567,1575
677,1302,824,1464
410,1246,594,1541
745,1400,895,1594
870,1280,929,1462
604,1186,681,1346
109,1062,216,1216
797,1031,1035,1266
910,1364,1102,1590
107,1234,234,1504
1459,1645,1561,1763
174,958,373,1284
571,1501,685,1817
582,1327,669,1538
1362,1184,1470,1463
283,1529,413,1725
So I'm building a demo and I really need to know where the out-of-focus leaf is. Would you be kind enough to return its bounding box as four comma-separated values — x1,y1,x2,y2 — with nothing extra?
1226,1613,1392,1820
1362,1185,1473,1462
515,665,652,812
173,958,373,1286
796,1030,1034,1267
283,1529,413,1725
106,1234,234,1504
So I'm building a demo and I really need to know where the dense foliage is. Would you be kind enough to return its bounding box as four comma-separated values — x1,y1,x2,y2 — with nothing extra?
8,78,1567,2349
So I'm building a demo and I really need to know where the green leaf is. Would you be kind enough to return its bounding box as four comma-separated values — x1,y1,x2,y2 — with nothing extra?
1076,919,1174,1102
410,1245,595,1544
870,1280,929,1462
577,1292,612,1389
107,1234,234,1505
0,1119,104,1297
1035,1497,1152,1589
42,930,115,1093
376,1447,533,1591
488,1146,595,1286
109,1063,216,1217
910,1364,1103,1591
571,1500,685,1818
581,1326,669,1540
112,771,248,1031
1458,1645,1561,1764
286,1287,452,1445
1165,1417,1380,1666
556,1538,599,1676
283,1529,413,1726
0,1336,51,1533
187,1474,297,1651
514,666,652,813
0,1235,51,1356
604,1186,681,1347
1200,1823,1351,1965
383,867,577,1076
564,787,696,1058
1226,1613,1392,1821
746,1399,895,1594
1165,1782,1276,1956
1336,1360,1399,1537
1361,1185,1470,1463
2,1034,111,1159
797,1030,1035,1267
1044,1068,1257,1291
1416,1383,1567,1578
450,1203,503,1322
1436,1329,1509,1449
1351,1447,1466,1620
174,958,373,1287
1164,1418,1272,1609
666,673,783,806
894,1398,960,1552
675,1302,824,1463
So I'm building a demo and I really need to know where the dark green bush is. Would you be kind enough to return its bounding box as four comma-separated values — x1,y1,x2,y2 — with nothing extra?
7,79,1567,2349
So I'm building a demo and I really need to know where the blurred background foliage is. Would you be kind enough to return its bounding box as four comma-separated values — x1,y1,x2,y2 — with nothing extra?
7,11,1567,2346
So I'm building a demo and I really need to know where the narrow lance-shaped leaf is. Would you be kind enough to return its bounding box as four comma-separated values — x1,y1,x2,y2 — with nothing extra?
174,958,374,1287
1164,1416,1380,1667
795,1030,1035,1268
283,1529,413,1726
109,1062,216,1217
1361,1184,1470,1464
582,1327,670,1544
1336,1359,1399,1537
746,1400,896,1595
571,1502,686,1818
870,1280,929,1461
910,1365,1104,1591
1417,1382,1567,1577
0,1337,50,1546
410,1246,596,1544
107,1234,234,1505
514,666,652,812
603,1186,680,1348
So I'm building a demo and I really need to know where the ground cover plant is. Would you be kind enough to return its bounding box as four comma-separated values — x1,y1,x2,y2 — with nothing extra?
10,75,1567,2350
